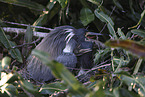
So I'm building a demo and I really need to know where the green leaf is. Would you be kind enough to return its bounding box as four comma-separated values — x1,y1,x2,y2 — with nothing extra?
19,79,38,92
0,0,46,11
80,8,95,26
94,9,114,26
113,87,140,97
0,61,2,71
40,82,67,94
33,2,60,27
0,28,23,63
131,29,145,38
32,11,49,27
1,84,18,97
1,57,11,70
94,48,111,64
18,76,42,96
129,10,145,29
57,0,68,8
10,42,23,63
117,28,126,39
91,81,106,97
47,0,57,10
22,25,33,57
87,0,102,6
94,9,117,39
133,58,143,75
114,71,131,76
0,73,16,86
32,49,90,96
25,25,33,43
121,75,145,96
34,0,58,27
113,0,123,10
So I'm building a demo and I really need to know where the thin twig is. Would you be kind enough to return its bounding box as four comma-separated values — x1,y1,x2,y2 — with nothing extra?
2,21,53,30
76,63,111,78
12,37,41,49
96,59,111,66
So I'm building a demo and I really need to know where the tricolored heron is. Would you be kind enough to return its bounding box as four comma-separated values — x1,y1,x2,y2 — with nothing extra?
26,26,103,82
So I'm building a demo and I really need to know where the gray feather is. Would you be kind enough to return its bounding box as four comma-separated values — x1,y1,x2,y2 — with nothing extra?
26,26,76,82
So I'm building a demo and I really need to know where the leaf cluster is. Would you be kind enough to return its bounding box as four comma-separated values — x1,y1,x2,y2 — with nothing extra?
0,0,145,97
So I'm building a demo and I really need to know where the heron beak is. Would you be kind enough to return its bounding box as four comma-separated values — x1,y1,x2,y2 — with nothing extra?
85,32,107,40
86,32,104,36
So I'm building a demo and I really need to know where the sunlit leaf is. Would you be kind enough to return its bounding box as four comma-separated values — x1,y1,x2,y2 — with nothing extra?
0,0,46,11
0,73,15,86
1,84,18,97
105,40,145,58
2,57,11,70
0,28,23,63
80,8,95,26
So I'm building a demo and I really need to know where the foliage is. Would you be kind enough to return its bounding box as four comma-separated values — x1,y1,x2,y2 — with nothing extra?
0,0,145,96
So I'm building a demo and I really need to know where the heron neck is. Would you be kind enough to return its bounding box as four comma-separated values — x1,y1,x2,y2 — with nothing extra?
63,44,73,53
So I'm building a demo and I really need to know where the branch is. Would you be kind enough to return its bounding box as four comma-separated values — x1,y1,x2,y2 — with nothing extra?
12,37,41,49
2,27,48,37
76,63,111,78
2,21,53,30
